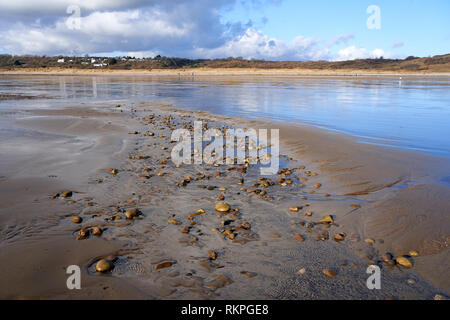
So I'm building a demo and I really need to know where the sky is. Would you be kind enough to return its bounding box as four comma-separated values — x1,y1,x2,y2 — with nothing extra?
0,0,448,61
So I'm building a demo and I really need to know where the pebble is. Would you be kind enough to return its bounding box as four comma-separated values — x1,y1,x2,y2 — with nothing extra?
95,259,113,272
240,221,251,230
224,230,235,240
91,226,102,236
76,228,89,240
396,256,413,268
314,183,322,189
364,238,375,244
61,191,73,199
333,233,345,242
168,219,181,225
322,269,337,277
293,234,305,242
215,202,231,213
409,250,419,257
125,208,139,219
154,261,173,270
108,168,118,175
320,215,334,224
298,268,307,275
71,216,82,224
208,250,217,261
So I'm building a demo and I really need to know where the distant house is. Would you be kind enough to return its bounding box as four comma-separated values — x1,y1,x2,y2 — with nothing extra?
93,63,108,67
91,58,97,64
57,58,65,63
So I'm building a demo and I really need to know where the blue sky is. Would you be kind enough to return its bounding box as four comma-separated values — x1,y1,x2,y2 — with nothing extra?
0,0,448,60
224,0,450,58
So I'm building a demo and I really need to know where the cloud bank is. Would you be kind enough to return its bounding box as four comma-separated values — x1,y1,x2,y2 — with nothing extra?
0,0,393,61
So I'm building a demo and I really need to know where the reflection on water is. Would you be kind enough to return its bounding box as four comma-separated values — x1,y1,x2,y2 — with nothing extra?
1,74,449,157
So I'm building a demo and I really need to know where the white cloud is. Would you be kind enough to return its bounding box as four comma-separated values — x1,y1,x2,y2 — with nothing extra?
0,0,154,16
335,46,390,61
0,2,236,56
0,1,396,61
194,29,330,61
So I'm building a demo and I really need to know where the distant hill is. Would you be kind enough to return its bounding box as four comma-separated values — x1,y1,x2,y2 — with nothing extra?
1,54,449,73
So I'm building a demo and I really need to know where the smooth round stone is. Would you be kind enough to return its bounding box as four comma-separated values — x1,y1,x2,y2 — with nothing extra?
125,208,139,219
71,216,82,224
409,250,419,257
215,202,231,212
396,256,413,268
91,226,102,236
154,261,173,270
95,259,112,273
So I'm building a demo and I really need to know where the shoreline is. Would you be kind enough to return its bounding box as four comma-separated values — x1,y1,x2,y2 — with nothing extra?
0,100,448,299
2,68,450,77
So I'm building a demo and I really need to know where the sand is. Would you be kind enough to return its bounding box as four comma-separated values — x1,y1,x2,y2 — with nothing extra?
2,67,450,77
0,100,448,300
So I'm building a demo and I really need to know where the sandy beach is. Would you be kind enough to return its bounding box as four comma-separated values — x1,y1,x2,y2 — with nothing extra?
2,68,450,77
0,93,448,299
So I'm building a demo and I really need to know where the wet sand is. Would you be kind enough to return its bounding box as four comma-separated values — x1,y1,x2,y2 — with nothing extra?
0,101,448,299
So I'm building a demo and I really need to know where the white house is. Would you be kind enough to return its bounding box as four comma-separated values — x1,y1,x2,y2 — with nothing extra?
57,58,65,63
